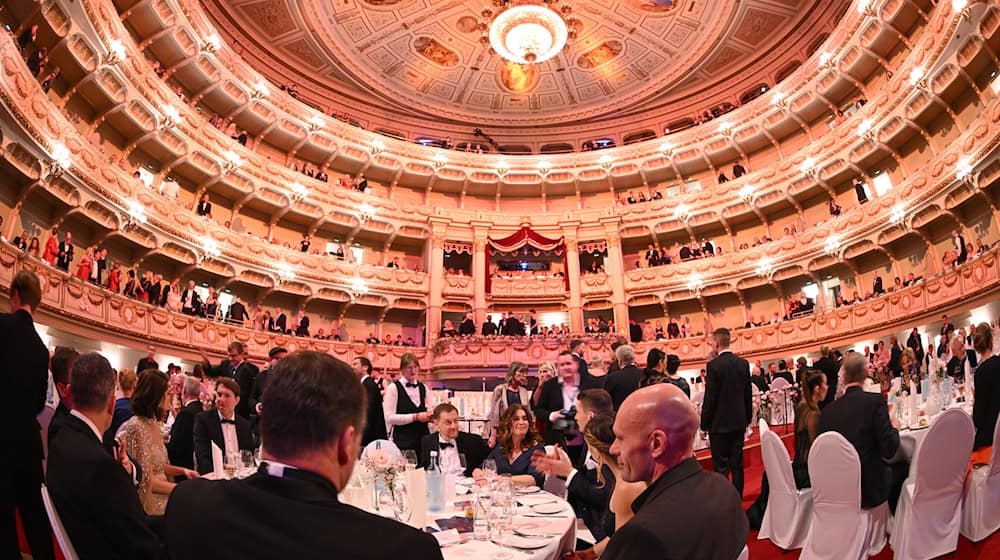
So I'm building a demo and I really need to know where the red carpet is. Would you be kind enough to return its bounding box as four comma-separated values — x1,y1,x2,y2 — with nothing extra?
19,429,1000,558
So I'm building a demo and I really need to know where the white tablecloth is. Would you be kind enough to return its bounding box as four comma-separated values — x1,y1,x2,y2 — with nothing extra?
897,402,974,467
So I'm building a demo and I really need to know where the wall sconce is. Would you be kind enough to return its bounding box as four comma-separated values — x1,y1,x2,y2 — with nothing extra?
203,34,222,53
308,115,325,132
818,51,835,69
770,91,787,108
290,182,309,201
856,119,875,140
160,105,181,129
199,239,221,262
433,153,448,170
800,156,818,177
890,203,906,225
252,81,270,100
599,155,613,172
673,203,690,221
223,150,243,173
350,276,369,300
660,141,673,156
496,160,510,177
908,66,927,90
48,143,72,178
276,263,296,284
124,200,147,229
537,160,552,176
370,139,385,156
824,236,841,255
105,39,127,65
687,273,704,293
755,258,774,278
738,184,755,203
357,201,376,224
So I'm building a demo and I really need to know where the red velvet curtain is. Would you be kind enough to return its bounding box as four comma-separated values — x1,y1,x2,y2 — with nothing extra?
484,227,569,292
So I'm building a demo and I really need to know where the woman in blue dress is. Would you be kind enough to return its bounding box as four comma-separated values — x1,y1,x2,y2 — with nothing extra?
475,404,544,487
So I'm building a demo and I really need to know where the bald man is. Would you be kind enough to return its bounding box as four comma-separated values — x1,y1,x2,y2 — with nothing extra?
602,384,747,560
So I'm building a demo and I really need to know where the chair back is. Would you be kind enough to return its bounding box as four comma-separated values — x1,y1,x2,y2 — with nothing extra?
771,377,790,390
808,432,862,511
912,408,974,503
737,544,749,560
987,413,1000,479
759,418,770,434
41,484,79,560
760,428,796,499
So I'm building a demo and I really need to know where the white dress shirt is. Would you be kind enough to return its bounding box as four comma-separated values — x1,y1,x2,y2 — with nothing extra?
219,410,239,455
565,449,600,487
437,436,461,473
382,380,424,434
70,409,103,441
549,378,578,422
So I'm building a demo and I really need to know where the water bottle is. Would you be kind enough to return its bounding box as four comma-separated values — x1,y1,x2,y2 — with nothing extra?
427,451,445,512
473,485,491,541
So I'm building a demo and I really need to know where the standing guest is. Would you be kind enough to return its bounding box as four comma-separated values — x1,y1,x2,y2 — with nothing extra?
972,324,1000,464
196,194,212,218
226,297,250,325
814,345,839,408
273,308,288,333
458,312,476,336
700,328,752,497
165,352,444,559
536,351,583,445
818,354,904,512
250,347,288,424
118,370,199,514
601,384,748,560
481,314,498,336
200,342,259,420
137,344,158,373
108,262,122,292
300,235,311,253
663,354,690,398
474,405,545,487
108,368,137,439
56,230,74,271
27,237,40,258
954,229,968,265
419,403,490,477
487,362,532,442
532,361,556,408
353,356,387,445
604,345,643,410
180,280,201,315
383,353,431,453
164,279,181,311
0,271,53,560
168,375,204,471
75,248,93,281
46,347,80,446
42,226,59,264
93,248,107,285
193,378,255,475
906,328,924,370
294,311,310,337
12,231,29,251
854,178,869,204
46,353,159,559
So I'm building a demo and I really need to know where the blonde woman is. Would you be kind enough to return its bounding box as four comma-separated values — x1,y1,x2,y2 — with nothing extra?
487,362,532,445
532,361,556,408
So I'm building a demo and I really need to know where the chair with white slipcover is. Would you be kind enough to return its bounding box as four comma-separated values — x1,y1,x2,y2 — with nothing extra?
800,432,887,559
41,484,79,560
758,428,813,549
759,418,770,435
737,544,749,560
960,413,1000,541
890,408,974,560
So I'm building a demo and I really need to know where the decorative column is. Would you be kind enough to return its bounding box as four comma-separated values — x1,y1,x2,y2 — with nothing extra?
602,221,629,333
472,224,490,326
564,228,584,333
427,220,447,341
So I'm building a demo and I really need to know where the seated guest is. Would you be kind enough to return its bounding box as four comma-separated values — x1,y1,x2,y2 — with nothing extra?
119,369,199,514
46,353,160,559
165,352,444,559
475,404,545,487
600,384,747,560
383,353,431,453
565,413,649,560
487,362,533,442
419,403,490,477
108,368,137,439
533,389,615,541
193,378,255,474
972,323,1000,465
818,354,904,512
168,375,204,471
604,345,643,410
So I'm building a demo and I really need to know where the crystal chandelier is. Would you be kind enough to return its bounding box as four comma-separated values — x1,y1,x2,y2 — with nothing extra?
479,1,579,65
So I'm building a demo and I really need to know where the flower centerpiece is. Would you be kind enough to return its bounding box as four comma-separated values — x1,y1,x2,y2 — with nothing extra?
360,441,405,515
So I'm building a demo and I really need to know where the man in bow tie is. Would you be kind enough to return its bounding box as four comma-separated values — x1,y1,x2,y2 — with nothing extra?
419,403,489,477
193,377,254,474
382,353,431,453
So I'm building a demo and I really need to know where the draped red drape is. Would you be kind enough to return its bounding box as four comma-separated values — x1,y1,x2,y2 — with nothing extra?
485,227,569,292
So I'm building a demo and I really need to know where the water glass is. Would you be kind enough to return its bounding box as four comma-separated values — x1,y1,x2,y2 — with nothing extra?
403,450,418,470
490,493,515,559
241,450,256,472
482,458,498,484
473,486,492,541
223,451,239,479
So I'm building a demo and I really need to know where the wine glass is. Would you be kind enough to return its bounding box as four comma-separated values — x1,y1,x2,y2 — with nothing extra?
241,450,257,474
403,450,418,470
390,479,412,523
482,458,498,485
490,492,515,559
223,451,239,479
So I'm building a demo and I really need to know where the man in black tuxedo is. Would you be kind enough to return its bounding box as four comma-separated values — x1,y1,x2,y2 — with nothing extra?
419,403,489,477
193,377,255,474
250,346,288,428
196,194,212,217
700,328,752,497
383,353,431,453
818,354,904,512
353,356,387,445
0,271,54,560
135,344,158,375
481,314,498,336
570,339,602,389
146,274,162,306
165,351,444,559
602,384,747,560
603,345,643,410
535,351,583,445
628,319,643,343
200,341,259,420
168,375,204,471
501,313,523,336
532,389,615,541
294,313,310,337
814,345,839,408
180,280,202,315
458,313,476,336
226,297,249,325
954,229,968,264
273,309,288,333
46,352,160,559
55,231,74,271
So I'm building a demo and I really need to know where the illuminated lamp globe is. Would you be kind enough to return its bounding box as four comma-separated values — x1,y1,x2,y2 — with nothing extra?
489,5,568,65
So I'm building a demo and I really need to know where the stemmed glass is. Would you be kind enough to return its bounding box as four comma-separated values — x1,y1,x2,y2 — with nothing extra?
490,490,515,559
403,450,418,471
390,478,412,523
482,458,498,486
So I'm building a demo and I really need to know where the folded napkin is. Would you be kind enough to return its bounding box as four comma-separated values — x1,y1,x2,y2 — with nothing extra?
211,442,224,477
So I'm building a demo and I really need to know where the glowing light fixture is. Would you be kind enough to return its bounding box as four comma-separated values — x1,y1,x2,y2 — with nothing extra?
800,156,817,176
369,139,385,156
755,258,774,278
660,141,673,155
770,91,787,107
252,81,270,99
496,160,510,177
201,239,221,261
599,155,613,171
909,66,926,88
161,105,181,128
106,39,127,64
357,201,376,224
673,203,690,220
350,276,369,300
276,263,296,283
308,115,325,131
857,118,874,139
956,158,973,181
818,51,833,68
537,160,552,176
738,184,755,202
125,200,147,228
223,150,243,172
687,273,704,292
290,182,309,201
433,152,448,170
204,34,222,52
50,143,71,172
890,203,906,225
824,236,841,255
480,2,579,65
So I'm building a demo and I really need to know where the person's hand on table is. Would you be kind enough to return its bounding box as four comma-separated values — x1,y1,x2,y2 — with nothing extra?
531,445,573,478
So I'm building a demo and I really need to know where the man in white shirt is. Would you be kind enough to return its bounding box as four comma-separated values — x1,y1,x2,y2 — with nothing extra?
193,377,254,474
382,353,431,453
181,280,201,315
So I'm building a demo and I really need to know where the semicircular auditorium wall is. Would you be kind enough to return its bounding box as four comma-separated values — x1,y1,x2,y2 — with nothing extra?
2,0,1000,379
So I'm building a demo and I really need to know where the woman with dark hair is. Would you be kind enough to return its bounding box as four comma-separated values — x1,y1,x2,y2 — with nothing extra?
118,369,199,513
639,348,667,388
571,413,647,560
664,354,690,398
475,404,544,487
972,323,1000,466
27,236,40,258
487,361,532,443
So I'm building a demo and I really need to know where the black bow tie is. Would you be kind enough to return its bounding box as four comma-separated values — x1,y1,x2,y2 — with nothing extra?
439,441,454,449
406,382,419,388
220,418,236,425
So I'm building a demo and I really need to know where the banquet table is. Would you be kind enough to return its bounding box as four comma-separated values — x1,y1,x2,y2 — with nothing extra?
896,401,974,466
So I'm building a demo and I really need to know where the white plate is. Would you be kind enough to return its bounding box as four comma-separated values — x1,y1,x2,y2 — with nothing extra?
529,503,565,515
515,485,540,494
494,535,549,550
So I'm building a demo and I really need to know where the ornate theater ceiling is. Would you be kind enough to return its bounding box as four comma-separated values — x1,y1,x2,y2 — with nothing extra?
200,0,851,130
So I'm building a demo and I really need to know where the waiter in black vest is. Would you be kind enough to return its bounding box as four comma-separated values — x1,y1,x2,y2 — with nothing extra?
382,353,431,453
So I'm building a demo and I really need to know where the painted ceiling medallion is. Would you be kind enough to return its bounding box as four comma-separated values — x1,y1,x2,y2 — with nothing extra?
480,1,580,65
